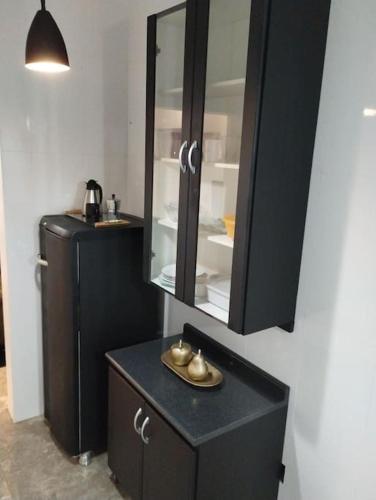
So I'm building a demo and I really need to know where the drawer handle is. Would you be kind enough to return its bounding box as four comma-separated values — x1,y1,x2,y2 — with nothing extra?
188,140,199,175
133,408,143,435
140,417,150,445
178,140,188,173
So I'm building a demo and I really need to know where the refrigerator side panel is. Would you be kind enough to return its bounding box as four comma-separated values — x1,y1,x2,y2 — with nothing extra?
79,228,162,454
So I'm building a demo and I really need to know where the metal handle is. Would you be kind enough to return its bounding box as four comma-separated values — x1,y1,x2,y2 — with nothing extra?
188,140,199,174
37,254,48,267
178,140,188,173
133,408,143,435
140,416,150,445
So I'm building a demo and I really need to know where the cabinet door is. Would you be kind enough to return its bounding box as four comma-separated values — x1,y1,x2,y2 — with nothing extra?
142,404,196,500
144,2,197,301
108,367,145,500
184,0,268,330
43,229,79,456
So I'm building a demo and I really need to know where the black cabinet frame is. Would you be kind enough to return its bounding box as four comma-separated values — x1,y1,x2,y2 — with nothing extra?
144,0,331,334
144,1,196,302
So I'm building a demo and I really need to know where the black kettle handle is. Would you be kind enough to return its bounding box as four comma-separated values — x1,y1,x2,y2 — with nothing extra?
97,183,103,204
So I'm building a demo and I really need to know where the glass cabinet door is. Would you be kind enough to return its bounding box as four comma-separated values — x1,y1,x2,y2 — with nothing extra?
192,0,252,322
149,6,188,296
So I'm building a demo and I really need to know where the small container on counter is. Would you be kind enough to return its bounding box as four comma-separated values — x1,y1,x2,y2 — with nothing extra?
106,194,121,217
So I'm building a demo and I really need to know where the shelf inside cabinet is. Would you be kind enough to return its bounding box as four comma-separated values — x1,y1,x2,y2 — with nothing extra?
162,78,246,99
207,234,234,248
157,217,227,237
158,218,178,230
159,157,179,165
207,78,246,98
211,162,239,170
162,86,183,96
151,276,175,294
157,217,226,237
157,158,239,171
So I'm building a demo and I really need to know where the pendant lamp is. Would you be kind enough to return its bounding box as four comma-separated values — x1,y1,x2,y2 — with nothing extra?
25,0,70,73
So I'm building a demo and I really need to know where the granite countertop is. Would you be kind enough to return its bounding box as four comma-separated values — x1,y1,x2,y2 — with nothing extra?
106,326,288,447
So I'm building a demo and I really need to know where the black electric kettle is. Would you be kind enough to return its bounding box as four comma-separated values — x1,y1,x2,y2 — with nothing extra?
83,179,103,218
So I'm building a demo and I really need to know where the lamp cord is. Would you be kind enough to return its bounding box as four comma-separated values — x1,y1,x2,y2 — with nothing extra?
41,0,46,10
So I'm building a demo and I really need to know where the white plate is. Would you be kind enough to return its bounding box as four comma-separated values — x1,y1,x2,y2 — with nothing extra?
161,264,211,280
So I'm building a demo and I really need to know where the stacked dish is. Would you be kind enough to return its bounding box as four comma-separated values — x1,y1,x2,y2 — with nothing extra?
159,264,209,297
159,264,176,289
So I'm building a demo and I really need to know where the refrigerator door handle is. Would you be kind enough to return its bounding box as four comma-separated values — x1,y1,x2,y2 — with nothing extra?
37,254,48,267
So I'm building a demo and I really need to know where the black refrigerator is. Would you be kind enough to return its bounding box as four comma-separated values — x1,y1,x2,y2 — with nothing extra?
39,214,162,463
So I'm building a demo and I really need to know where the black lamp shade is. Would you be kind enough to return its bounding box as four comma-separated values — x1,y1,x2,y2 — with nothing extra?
25,5,70,73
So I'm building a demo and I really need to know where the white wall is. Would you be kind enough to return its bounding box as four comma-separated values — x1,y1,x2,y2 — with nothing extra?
125,1,376,499
0,0,129,421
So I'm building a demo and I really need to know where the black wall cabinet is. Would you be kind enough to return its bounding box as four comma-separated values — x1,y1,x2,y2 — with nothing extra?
144,0,331,334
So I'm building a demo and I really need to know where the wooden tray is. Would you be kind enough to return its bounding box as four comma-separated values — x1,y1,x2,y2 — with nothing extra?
94,219,130,228
161,350,223,388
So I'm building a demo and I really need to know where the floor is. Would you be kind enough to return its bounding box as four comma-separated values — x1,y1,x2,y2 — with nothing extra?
0,368,128,500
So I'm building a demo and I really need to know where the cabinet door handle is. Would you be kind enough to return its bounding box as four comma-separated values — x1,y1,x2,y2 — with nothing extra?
140,416,150,445
36,254,48,267
188,140,199,174
133,408,143,435
178,140,188,173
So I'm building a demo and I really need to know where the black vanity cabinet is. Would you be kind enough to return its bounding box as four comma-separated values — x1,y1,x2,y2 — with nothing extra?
144,0,331,334
107,324,289,500
108,367,195,500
